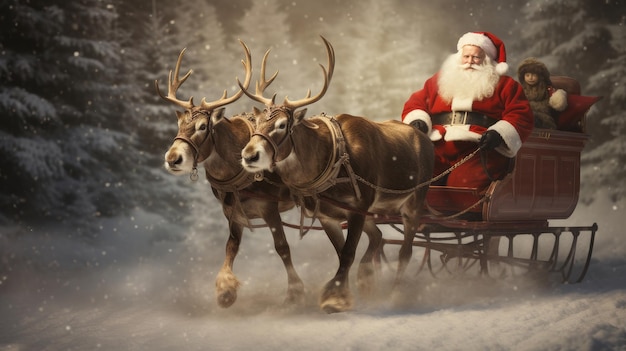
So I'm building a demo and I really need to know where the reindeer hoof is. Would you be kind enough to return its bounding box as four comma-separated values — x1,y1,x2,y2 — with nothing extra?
217,290,237,308
321,304,342,314
320,296,352,314
319,280,353,313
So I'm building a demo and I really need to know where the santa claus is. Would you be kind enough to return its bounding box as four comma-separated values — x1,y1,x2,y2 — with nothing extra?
402,31,534,190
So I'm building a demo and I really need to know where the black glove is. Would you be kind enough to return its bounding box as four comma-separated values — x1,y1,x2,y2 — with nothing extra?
479,130,504,150
409,120,428,134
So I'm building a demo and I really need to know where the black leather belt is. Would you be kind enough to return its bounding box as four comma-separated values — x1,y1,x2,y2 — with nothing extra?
431,112,496,128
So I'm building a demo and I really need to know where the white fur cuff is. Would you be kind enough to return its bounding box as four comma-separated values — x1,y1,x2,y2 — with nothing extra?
549,89,568,111
403,110,432,133
489,120,522,158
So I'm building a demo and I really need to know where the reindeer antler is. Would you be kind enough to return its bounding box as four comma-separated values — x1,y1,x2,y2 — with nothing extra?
155,40,253,111
283,36,335,110
200,40,253,111
239,48,279,107
155,48,195,109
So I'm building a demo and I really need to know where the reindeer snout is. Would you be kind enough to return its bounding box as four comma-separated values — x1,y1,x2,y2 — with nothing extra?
165,151,183,170
168,155,183,168
242,144,271,171
244,151,260,164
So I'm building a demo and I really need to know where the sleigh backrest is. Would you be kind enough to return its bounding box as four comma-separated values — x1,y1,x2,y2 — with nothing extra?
551,76,580,95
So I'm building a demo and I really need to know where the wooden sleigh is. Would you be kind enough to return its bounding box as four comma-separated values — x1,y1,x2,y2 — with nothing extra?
380,76,601,283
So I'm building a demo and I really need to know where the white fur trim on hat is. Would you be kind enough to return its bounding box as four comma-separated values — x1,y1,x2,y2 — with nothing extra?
458,32,509,75
457,32,497,61
495,62,509,75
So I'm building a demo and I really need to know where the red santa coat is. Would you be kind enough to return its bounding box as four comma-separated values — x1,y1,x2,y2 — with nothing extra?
402,73,533,189
402,72,533,158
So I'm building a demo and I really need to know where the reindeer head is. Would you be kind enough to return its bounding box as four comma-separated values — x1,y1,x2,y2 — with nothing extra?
240,36,335,172
157,41,252,179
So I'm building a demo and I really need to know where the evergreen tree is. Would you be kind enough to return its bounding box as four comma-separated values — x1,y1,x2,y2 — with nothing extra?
513,0,626,202
0,0,133,227
113,0,235,226
331,1,400,118
515,0,616,81
334,0,439,119
580,15,626,203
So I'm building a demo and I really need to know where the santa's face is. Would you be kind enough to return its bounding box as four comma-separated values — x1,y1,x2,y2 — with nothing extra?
460,45,486,69
438,47,500,104
524,72,539,86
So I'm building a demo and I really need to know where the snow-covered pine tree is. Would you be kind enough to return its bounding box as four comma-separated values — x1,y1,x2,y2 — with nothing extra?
514,0,625,203
581,15,626,203
114,0,238,227
0,0,134,228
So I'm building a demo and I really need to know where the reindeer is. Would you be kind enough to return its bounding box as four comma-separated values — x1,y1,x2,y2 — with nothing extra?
240,37,435,313
157,41,330,308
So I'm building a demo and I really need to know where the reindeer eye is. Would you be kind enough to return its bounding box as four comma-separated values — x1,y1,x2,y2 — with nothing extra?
198,123,207,131
278,122,287,130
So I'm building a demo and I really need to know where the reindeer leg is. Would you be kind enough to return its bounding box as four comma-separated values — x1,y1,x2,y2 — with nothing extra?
395,216,415,286
215,221,243,308
263,207,305,306
357,219,382,300
324,222,346,257
395,200,423,287
320,215,364,313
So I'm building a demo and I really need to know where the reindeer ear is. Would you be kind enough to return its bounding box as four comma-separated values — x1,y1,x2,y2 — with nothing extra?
296,108,319,129
250,106,264,122
294,108,307,123
175,110,184,120
211,107,226,124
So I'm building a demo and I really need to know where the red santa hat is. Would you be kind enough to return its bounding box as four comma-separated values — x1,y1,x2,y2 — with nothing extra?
457,31,508,75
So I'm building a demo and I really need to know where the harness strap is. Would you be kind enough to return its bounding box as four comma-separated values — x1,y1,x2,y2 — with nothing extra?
289,115,361,199
206,117,257,192
251,131,281,169
174,135,201,181
296,194,322,238
205,115,258,229
174,135,200,165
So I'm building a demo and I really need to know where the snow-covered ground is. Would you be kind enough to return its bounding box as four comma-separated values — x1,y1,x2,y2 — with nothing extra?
1,192,625,351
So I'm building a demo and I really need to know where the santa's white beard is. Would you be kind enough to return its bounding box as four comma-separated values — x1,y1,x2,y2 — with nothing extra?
437,53,500,104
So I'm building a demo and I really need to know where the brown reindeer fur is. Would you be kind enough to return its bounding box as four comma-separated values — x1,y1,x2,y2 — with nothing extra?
159,44,323,309
165,109,315,308
242,111,434,312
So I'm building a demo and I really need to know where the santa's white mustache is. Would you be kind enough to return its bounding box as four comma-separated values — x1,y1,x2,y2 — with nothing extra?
459,62,486,71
